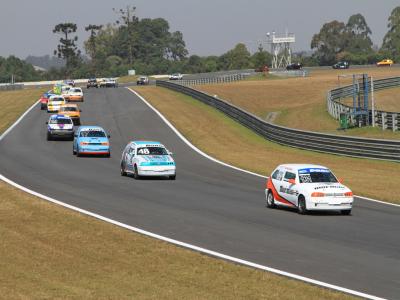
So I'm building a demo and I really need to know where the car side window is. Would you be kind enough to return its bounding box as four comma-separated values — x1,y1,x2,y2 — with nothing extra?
272,169,283,181
284,172,296,181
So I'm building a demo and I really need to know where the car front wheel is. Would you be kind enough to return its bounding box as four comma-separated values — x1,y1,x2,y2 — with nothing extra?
298,196,308,215
120,163,127,176
266,190,276,208
133,165,140,179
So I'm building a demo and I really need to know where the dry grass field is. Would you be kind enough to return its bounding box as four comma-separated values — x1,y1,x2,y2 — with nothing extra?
196,67,400,139
0,88,44,133
135,86,399,204
0,89,354,299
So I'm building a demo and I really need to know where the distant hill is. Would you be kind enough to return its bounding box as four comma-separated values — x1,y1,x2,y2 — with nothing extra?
25,55,65,70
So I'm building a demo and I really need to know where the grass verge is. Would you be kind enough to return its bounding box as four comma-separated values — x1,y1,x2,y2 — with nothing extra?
134,86,399,204
0,89,355,299
196,68,400,139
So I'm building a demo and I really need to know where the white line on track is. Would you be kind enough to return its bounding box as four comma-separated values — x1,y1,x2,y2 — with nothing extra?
0,89,394,300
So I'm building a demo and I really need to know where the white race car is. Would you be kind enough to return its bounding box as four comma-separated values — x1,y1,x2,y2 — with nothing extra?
169,73,183,80
265,164,353,215
120,141,176,180
99,78,118,88
47,95,66,113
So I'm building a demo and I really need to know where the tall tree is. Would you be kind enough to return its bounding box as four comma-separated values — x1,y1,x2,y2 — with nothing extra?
225,43,251,69
113,5,139,64
85,24,103,60
168,31,188,60
381,6,400,61
53,23,81,70
345,13,373,54
251,43,272,69
311,20,347,65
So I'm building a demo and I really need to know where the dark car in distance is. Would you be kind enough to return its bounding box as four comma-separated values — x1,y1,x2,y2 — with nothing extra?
87,78,98,88
332,61,350,69
286,63,302,70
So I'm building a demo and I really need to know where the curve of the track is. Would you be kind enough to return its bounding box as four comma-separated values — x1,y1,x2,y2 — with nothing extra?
1,87,399,299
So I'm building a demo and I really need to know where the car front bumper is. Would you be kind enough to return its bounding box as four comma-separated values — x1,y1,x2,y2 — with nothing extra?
138,166,176,176
307,197,353,211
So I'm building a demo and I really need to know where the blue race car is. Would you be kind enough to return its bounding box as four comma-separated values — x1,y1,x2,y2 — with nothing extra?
73,126,111,157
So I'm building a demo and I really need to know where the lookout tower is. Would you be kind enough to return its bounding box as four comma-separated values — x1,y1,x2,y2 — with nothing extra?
267,31,295,69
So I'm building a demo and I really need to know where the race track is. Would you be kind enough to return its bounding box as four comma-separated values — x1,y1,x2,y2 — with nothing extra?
1,87,399,299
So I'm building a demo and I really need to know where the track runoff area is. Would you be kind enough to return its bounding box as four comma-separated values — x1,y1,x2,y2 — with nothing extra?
0,84,399,299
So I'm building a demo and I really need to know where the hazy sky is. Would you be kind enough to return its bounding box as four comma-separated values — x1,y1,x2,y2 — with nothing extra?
1,0,399,58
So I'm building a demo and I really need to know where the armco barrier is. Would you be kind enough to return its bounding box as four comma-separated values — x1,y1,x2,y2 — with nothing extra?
327,77,400,131
157,80,400,162
0,83,24,91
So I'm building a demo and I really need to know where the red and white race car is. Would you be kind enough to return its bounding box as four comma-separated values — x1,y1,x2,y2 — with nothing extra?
265,164,353,215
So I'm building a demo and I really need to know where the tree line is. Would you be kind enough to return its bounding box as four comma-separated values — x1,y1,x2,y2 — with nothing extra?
0,5,399,82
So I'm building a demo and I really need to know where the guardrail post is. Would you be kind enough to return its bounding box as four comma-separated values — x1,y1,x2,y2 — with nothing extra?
381,112,387,130
392,114,397,132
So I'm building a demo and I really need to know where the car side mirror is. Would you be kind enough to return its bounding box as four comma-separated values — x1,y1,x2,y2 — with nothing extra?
338,178,343,183
79,109,82,112
108,134,111,138
288,178,296,185
45,121,48,124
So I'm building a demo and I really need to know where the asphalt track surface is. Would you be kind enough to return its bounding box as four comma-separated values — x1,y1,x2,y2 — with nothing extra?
1,87,399,299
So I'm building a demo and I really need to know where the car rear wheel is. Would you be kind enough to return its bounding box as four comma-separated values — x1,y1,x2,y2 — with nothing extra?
169,174,176,180
266,190,276,208
46,133,52,141
298,196,308,215
341,209,352,215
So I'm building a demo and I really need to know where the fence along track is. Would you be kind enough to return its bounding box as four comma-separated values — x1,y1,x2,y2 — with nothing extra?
327,76,400,131
156,80,400,162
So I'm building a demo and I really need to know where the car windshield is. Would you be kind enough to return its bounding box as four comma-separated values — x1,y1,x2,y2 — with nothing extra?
137,147,168,155
61,107,77,112
298,169,338,183
80,130,106,137
49,118,71,125
50,98,63,102
71,88,81,93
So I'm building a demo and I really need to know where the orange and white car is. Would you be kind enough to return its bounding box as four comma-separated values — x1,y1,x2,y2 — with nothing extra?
265,164,353,215
67,87,84,102
376,59,393,67
58,103,81,125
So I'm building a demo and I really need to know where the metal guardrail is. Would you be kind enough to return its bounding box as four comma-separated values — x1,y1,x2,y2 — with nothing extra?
157,80,400,161
327,77,400,131
173,73,249,86
0,83,24,91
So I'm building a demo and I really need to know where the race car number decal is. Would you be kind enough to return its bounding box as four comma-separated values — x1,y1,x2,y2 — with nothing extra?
299,174,313,183
138,148,150,155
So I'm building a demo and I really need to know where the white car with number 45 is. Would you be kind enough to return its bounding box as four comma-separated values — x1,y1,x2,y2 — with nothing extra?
120,141,176,180
265,164,354,215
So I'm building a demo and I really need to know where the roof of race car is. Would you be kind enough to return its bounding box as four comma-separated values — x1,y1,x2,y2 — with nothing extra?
49,114,72,120
277,164,329,171
48,95,65,100
131,141,164,147
77,126,105,131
